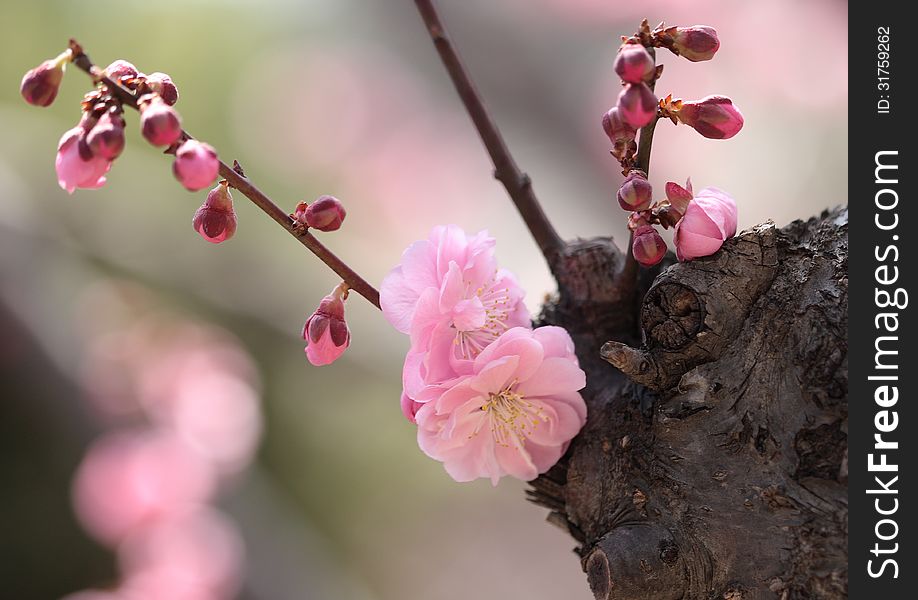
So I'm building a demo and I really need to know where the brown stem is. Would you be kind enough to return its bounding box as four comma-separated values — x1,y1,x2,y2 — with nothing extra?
412,0,565,268
67,40,381,309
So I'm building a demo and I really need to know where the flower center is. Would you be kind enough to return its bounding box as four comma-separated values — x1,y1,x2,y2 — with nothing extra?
477,383,546,448
453,276,514,360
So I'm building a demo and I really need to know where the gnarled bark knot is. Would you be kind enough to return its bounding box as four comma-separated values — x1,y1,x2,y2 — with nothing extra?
532,208,848,599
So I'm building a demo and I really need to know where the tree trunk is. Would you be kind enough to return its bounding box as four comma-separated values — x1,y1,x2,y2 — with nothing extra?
531,207,848,599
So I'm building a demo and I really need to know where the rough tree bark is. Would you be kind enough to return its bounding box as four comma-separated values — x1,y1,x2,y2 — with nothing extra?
530,207,848,599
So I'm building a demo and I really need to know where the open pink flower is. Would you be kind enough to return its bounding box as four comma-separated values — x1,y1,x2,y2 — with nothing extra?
381,226,530,418
416,326,587,485
56,127,112,194
673,187,738,261
303,283,350,366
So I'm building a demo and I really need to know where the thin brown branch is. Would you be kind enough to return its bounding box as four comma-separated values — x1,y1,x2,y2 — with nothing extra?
67,40,381,309
412,0,565,267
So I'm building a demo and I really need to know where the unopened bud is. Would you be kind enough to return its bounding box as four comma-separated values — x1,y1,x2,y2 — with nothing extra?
140,97,182,147
104,60,139,83
675,95,744,140
302,195,346,232
86,111,126,160
21,53,69,107
601,107,637,160
616,83,658,129
192,182,237,243
146,72,179,106
613,43,655,84
303,283,351,366
173,140,219,191
617,172,653,211
669,26,720,62
631,225,667,267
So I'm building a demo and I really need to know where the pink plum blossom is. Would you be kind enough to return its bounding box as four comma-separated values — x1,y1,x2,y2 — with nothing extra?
673,187,738,261
71,430,215,546
56,127,112,194
173,140,219,192
380,226,530,419
416,326,587,484
303,282,350,366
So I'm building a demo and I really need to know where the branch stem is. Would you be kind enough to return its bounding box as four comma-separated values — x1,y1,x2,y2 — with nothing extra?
413,0,565,266
67,40,381,309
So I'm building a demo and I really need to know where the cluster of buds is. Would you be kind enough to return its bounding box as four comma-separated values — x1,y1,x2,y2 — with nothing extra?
602,20,744,167
293,195,350,365
621,175,737,266
602,20,743,266
21,50,219,196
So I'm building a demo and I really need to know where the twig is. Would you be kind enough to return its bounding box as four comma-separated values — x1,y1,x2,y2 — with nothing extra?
67,40,381,309
412,0,565,266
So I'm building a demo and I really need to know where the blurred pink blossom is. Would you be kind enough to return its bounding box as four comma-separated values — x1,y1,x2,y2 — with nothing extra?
416,326,587,484
72,430,215,546
118,507,244,598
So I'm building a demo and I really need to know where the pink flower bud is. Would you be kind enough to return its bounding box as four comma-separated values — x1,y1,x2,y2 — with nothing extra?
673,187,737,261
55,127,112,194
140,97,182,147
676,95,744,140
147,72,179,106
671,26,720,62
665,179,693,212
616,82,658,129
20,58,65,107
631,225,667,267
193,182,237,243
104,59,139,82
85,111,126,160
303,283,350,366
613,43,655,84
602,106,637,152
173,140,219,191
617,172,653,211
302,195,346,231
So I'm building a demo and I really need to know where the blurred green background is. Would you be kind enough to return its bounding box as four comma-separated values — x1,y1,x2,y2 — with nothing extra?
1,0,847,598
